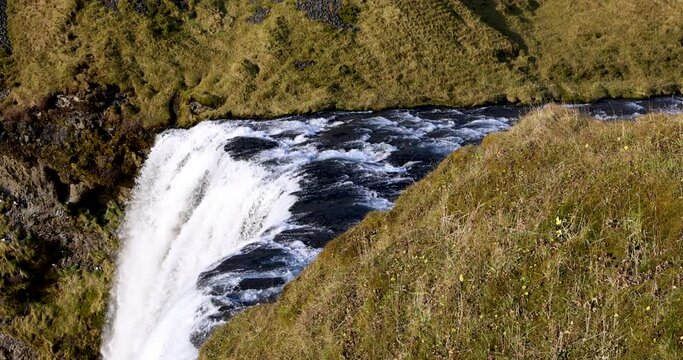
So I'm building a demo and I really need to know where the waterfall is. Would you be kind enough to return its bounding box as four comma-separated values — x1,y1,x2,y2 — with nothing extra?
101,97,683,360
101,122,304,359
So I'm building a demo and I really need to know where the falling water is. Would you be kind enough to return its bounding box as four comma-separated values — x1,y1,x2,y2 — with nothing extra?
102,97,683,360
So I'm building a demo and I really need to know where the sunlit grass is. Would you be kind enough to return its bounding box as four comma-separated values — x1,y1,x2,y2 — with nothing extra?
3,0,682,125
201,107,683,359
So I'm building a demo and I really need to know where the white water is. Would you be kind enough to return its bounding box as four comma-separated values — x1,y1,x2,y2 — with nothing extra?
100,108,516,360
102,97,683,360
101,123,302,359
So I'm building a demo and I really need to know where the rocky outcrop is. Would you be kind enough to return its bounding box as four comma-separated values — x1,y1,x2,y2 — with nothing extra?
0,0,10,53
0,85,152,264
0,84,153,357
295,0,349,29
0,333,36,360
247,6,270,24
0,140,107,268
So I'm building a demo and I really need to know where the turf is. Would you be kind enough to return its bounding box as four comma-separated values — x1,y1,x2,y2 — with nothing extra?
0,199,121,359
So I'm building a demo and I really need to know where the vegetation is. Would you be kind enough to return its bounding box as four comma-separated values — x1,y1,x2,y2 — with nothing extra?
1,1,682,358
0,198,122,359
3,0,683,127
201,107,683,359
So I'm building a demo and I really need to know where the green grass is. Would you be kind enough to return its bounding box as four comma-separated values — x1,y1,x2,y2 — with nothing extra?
3,0,683,126
200,107,683,359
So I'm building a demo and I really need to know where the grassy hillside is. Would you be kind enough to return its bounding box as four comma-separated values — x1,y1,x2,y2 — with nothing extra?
3,0,683,127
1,1,683,358
201,107,683,359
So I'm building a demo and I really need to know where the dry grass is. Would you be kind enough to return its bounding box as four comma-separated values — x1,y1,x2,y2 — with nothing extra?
201,107,683,359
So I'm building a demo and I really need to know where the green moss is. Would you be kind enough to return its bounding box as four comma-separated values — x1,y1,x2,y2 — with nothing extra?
200,108,683,359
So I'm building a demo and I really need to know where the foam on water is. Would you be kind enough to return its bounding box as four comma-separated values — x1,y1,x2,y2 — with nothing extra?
102,97,683,360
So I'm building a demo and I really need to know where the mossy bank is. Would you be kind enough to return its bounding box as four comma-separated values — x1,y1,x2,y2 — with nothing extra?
201,107,683,359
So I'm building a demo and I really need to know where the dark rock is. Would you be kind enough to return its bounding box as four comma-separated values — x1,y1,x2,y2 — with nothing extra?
131,0,149,15
247,6,270,24
0,0,10,53
238,277,285,290
198,245,290,284
38,124,69,146
170,0,188,10
274,227,335,248
295,0,348,29
223,137,278,160
386,145,445,178
294,60,315,70
98,0,118,11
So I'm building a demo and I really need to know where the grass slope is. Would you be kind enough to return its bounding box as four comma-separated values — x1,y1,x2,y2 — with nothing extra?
201,107,683,359
3,0,683,126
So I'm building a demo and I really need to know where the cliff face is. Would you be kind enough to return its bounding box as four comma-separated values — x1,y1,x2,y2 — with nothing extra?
0,85,146,358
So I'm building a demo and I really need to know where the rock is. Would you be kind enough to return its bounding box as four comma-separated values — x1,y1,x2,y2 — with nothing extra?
247,6,270,24
237,277,285,290
0,333,36,360
98,0,118,10
294,59,315,70
0,0,11,53
295,0,348,29
0,155,112,266
67,182,91,204
55,95,73,108
189,100,213,115
223,137,278,160
39,124,69,145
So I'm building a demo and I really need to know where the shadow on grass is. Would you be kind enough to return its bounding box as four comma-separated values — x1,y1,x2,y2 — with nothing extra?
461,0,539,54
